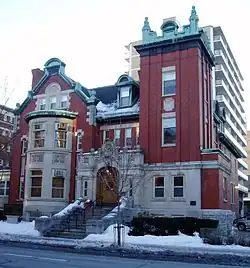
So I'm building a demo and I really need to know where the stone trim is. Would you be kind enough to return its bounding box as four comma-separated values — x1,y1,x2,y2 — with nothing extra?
100,122,139,130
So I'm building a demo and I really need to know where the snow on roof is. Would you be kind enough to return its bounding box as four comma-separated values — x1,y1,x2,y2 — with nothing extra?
96,101,139,119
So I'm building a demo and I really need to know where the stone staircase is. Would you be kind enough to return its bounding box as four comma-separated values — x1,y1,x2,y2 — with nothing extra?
57,206,114,239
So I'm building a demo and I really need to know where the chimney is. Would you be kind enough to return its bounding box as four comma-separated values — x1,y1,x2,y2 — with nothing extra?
31,68,44,88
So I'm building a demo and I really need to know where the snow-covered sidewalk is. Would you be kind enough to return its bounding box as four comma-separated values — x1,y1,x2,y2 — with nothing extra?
1,221,250,256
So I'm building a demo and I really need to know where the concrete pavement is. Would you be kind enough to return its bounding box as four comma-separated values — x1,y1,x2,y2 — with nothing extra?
0,245,245,268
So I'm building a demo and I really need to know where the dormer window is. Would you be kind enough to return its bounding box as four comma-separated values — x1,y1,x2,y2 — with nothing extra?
120,87,130,107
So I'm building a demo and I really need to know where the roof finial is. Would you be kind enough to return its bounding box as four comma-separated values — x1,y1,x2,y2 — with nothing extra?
189,5,199,33
142,17,151,31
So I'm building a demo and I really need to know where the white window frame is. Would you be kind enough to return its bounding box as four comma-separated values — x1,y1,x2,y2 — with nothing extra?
0,180,10,196
103,130,110,143
60,95,68,109
120,86,130,107
55,123,68,148
162,66,176,96
30,169,43,198
172,175,185,199
114,129,121,147
76,131,83,151
162,117,176,146
125,128,132,147
39,98,46,110
49,96,57,109
51,169,66,199
153,176,165,198
32,123,45,148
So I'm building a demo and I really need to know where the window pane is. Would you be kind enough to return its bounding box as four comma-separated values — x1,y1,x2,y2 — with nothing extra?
120,97,130,107
32,177,42,186
125,128,132,137
52,189,64,198
0,181,5,188
174,176,183,187
163,80,176,95
164,127,176,144
174,188,183,197
31,188,41,197
155,177,164,187
120,87,130,97
0,189,4,195
52,177,64,187
31,170,42,176
155,188,164,198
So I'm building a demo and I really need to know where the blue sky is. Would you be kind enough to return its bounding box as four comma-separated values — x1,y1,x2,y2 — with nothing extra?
0,0,249,124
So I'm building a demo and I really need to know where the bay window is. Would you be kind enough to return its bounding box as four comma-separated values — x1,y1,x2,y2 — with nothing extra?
52,169,66,198
33,123,45,148
30,170,43,197
55,123,67,148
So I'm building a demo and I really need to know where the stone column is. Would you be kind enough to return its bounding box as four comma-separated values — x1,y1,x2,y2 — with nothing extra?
75,176,82,199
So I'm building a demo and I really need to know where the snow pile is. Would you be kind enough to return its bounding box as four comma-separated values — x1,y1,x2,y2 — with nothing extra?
84,224,204,247
0,221,39,236
96,101,139,118
54,200,84,217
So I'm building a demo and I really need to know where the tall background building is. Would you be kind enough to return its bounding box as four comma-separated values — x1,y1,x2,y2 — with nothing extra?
125,22,248,215
0,105,14,209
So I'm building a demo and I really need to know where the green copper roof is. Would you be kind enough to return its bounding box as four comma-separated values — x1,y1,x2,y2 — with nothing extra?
141,6,213,60
24,110,78,123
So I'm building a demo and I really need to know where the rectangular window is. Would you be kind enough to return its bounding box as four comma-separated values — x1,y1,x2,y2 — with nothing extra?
83,181,88,197
162,68,176,96
52,175,64,198
33,123,45,148
120,87,130,107
114,129,121,147
223,177,227,201
154,176,165,198
231,183,235,204
19,180,24,200
162,117,176,145
0,181,8,196
173,176,184,198
22,139,28,154
125,128,132,147
39,98,46,110
49,96,57,109
103,130,109,143
30,170,43,197
77,134,83,150
60,95,68,109
55,123,67,148
136,126,139,145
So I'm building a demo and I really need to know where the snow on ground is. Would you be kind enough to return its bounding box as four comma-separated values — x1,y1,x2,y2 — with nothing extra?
0,221,39,236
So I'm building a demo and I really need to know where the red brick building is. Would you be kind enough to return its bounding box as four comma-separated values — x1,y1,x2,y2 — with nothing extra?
9,7,242,218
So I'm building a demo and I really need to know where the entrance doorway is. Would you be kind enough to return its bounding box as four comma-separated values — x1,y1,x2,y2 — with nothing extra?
96,166,118,206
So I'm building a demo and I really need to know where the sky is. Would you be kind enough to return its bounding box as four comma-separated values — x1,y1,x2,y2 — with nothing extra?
0,0,249,124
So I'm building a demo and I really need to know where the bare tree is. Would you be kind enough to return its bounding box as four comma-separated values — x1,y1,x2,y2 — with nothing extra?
98,140,144,246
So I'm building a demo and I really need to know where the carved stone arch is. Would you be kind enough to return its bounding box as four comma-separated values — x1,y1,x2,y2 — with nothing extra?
45,82,61,94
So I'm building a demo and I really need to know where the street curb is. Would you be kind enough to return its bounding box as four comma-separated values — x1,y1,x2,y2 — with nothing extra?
1,236,250,266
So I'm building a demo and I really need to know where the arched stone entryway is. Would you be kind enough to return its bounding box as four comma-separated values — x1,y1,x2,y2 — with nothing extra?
96,166,118,206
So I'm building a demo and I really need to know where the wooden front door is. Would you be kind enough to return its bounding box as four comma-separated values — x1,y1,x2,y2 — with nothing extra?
96,167,118,206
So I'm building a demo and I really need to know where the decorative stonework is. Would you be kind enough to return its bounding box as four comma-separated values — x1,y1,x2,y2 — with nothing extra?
45,83,61,94
52,153,66,164
31,153,44,163
163,98,175,112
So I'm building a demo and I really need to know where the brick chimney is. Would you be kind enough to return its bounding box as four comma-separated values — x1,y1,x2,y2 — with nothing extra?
31,68,44,88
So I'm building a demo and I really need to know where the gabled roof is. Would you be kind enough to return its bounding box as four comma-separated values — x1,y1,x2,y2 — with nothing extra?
15,58,91,115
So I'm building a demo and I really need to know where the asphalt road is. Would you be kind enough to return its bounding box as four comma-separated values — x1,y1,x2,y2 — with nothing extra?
0,245,246,268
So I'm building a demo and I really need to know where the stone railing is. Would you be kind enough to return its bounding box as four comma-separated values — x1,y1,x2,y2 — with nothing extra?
35,198,93,237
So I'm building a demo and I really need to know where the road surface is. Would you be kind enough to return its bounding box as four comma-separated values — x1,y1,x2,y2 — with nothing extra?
0,244,245,268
